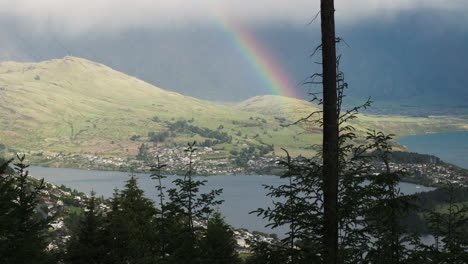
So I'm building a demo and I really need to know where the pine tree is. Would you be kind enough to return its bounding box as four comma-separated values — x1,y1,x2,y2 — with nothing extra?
252,151,323,263
0,157,13,174
424,183,468,263
363,131,421,264
0,155,51,264
0,158,17,259
252,66,427,264
165,142,223,264
200,212,241,264
66,191,109,264
150,155,170,262
244,241,288,264
106,175,158,264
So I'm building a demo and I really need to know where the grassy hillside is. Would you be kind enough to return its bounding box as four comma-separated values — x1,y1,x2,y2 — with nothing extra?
0,56,467,162
0,57,317,158
236,96,468,141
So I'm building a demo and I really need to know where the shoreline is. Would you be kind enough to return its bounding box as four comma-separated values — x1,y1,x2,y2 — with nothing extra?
27,162,444,189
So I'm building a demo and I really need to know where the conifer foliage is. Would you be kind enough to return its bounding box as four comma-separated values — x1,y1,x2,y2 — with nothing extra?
63,142,229,264
66,192,108,264
423,184,468,263
105,175,158,264
0,155,50,264
200,212,242,264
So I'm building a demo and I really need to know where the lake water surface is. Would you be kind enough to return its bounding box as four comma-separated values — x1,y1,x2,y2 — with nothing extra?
397,131,468,169
29,166,434,236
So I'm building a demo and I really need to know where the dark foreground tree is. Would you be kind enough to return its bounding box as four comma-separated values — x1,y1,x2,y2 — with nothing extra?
423,183,468,263
363,131,422,264
200,212,242,264
149,156,171,262
63,142,229,264
66,191,108,264
320,0,339,262
251,38,431,263
0,158,15,242
245,241,289,264
0,157,13,174
0,155,51,264
165,142,224,264
105,176,158,264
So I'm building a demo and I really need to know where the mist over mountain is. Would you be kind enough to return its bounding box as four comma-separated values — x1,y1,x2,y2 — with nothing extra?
0,9,466,110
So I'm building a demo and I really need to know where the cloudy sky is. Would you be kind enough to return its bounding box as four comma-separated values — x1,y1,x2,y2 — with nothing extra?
0,0,466,34
0,0,466,107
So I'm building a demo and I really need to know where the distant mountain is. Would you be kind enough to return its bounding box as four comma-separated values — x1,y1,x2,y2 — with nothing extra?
0,57,466,161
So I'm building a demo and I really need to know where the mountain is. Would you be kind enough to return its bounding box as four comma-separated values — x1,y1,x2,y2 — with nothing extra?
0,57,466,164
0,57,316,158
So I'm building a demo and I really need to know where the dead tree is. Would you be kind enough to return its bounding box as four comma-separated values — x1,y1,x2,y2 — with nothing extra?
320,0,339,263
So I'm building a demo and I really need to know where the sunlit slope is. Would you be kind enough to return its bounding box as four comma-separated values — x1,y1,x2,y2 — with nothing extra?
233,95,321,122
0,57,317,156
0,56,466,159
235,95,468,139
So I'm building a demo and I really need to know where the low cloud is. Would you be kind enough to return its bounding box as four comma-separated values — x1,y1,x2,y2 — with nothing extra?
0,0,465,35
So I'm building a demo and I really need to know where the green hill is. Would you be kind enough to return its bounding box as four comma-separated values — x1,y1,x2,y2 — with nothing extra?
0,56,466,165
235,95,468,142
0,57,317,158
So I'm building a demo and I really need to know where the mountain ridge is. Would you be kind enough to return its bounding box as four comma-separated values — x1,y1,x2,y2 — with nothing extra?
0,56,466,163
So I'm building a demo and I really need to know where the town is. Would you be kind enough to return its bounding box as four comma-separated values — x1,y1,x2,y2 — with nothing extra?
29,146,282,175
25,146,468,188
370,160,468,187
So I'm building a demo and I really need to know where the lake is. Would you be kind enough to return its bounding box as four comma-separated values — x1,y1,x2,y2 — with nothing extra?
29,166,434,236
397,131,468,169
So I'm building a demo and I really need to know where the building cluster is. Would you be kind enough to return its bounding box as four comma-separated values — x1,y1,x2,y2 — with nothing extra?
43,153,127,168
193,219,275,254
40,147,283,175
34,181,102,251
371,161,468,187
232,229,276,253
150,147,241,174
36,149,468,186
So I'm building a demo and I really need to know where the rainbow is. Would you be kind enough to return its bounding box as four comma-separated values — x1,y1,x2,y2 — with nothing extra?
213,11,299,99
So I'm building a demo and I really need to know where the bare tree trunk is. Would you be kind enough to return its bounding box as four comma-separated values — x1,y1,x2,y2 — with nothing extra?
320,0,339,263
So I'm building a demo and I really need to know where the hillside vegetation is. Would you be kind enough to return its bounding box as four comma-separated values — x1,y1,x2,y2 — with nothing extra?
0,56,467,162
